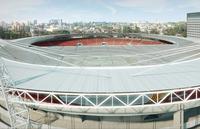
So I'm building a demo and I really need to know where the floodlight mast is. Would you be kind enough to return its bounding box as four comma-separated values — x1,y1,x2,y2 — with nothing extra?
0,59,33,129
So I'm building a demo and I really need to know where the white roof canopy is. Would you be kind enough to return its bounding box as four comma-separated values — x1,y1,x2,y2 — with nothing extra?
3,58,200,93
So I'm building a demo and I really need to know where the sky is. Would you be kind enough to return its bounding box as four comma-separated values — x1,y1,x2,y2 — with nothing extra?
0,0,200,23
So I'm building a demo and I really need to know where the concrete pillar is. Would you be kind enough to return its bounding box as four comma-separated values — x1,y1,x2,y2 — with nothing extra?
173,104,184,129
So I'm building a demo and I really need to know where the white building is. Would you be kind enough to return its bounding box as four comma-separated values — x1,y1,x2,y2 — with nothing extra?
187,12,200,39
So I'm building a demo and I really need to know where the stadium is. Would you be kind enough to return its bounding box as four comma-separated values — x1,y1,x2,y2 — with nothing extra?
1,33,200,129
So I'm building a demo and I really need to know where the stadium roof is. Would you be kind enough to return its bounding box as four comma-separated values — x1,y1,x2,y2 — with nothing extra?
1,34,200,93
0,34,198,67
2,57,200,93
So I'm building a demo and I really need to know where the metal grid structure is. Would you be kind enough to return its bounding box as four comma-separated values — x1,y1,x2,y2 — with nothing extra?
0,60,43,129
5,85,200,116
0,60,31,128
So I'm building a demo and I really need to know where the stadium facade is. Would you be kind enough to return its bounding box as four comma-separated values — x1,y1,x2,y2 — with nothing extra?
187,12,200,39
1,33,200,129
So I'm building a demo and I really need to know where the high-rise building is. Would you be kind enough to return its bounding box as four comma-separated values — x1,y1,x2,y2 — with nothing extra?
33,20,37,26
49,19,62,26
187,12,200,39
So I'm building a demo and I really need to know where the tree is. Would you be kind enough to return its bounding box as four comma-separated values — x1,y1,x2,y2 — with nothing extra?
150,28,159,34
122,26,133,33
174,23,186,37
163,27,176,36
0,27,4,38
163,22,186,37
122,26,141,33
133,26,141,33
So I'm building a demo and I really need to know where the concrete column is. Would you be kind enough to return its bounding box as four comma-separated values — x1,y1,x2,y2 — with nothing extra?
173,104,184,129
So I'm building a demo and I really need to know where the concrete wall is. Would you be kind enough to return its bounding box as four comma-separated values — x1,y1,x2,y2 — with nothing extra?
1,98,200,129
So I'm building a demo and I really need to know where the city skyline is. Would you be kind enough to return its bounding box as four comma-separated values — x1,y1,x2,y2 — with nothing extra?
0,0,200,23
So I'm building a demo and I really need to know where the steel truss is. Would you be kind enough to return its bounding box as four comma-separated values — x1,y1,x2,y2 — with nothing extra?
4,85,200,116
0,61,41,129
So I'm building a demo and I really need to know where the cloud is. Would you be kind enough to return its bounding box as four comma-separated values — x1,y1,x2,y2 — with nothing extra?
0,0,198,23
0,0,45,21
114,0,200,13
176,0,200,10
104,5,117,15
0,0,44,12
94,0,117,15
114,0,170,13
115,0,166,7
